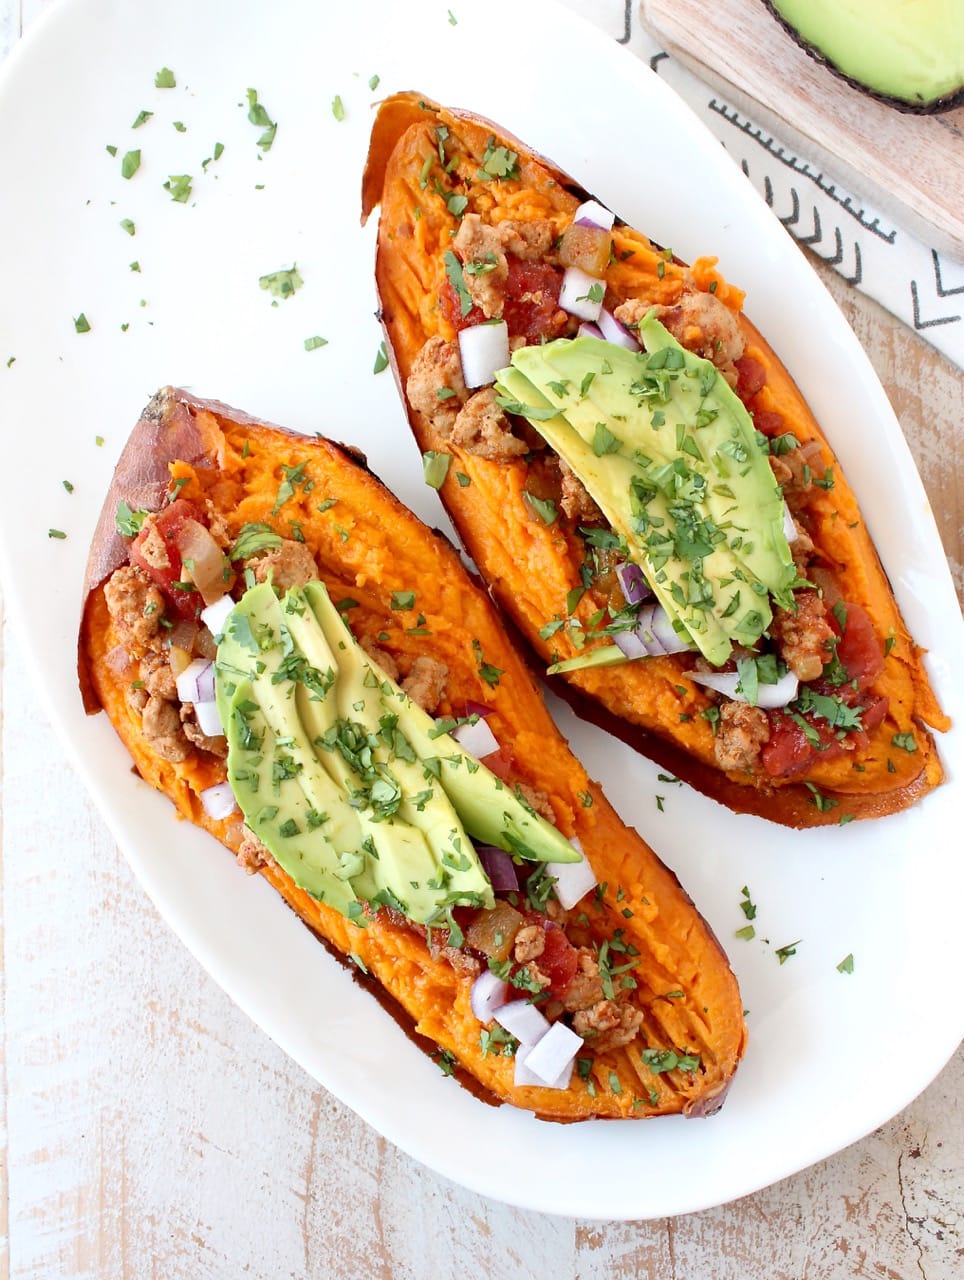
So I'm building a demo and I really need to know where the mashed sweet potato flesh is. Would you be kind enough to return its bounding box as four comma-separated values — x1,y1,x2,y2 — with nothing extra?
79,390,746,1120
363,93,948,827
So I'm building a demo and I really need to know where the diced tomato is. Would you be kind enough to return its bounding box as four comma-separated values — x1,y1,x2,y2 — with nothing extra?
512,912,579,997
734,355,766,401
829,601,884,691
129,498,206,621
752,409,785,437
481,745,515,782
502,260,567,343
439,257,566,343
439,282,484,332
536,920,580,997
761,710,846,778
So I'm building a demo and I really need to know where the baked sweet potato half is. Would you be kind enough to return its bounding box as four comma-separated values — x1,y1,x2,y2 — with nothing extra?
78,386,746,1120
362,92,949,828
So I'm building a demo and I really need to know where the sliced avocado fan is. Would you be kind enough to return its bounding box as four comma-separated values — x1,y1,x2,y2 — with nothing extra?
495,314,796,668
215,580,578,928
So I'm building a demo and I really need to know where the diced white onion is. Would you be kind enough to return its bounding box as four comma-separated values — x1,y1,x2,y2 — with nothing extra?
458,320,510,389
573,199,615,232
559,265,604,322
200,781,238,820
176,658,215,705
452,715,500,760
548,838,597,910
202,593,235,639
493,999,550,1047
597,307,639,351
782,501,798,544
176,518,231,606
690,668,800,709
470,970,511,1023
517,1020,582,1089
194,699,226,738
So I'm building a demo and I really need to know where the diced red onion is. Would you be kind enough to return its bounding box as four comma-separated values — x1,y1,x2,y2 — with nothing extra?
176,657,216,705
516,1021,582,1089
458,320,510,389
494,999,550,1046
200,781,238,820
613,628,650,660
615,561,651,607
597,307,639,351
577,321,604,340
478,845,519,893
470,969,511,1023
202,593,235,639
452,715,500,760
463,700,492,719
559,265,604,322
548,838,597,910
690,668,800,709
194,699,225,738
635,602,694,655
573,199,615,232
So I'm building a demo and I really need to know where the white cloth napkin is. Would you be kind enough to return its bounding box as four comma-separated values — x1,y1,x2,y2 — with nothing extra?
566,0,964,371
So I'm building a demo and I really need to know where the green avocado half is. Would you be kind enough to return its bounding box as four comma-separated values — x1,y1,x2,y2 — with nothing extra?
764,0,964,113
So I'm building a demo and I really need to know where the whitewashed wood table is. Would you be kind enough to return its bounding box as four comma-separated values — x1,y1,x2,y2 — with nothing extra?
1,2,962,1277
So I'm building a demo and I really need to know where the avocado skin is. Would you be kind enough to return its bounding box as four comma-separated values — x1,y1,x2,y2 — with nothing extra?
763,0,964,114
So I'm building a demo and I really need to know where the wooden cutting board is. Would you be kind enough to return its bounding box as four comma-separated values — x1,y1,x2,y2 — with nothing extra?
640,0,964,259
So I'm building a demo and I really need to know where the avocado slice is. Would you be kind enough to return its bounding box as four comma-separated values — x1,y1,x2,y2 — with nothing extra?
214,580,578,928
496,317,796,668
764,0,964,113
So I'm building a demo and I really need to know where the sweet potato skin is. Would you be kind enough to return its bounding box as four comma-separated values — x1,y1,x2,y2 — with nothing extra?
78,387,747,1121
362,92,948,828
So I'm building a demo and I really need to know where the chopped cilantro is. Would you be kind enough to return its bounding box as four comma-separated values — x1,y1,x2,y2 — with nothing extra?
837,953,855,974
245,88,277,151
331,95,345,122
422,450,451,489
121,149,141,179
73,313,91,334
373,342,389,374
163,173,193,203
739,885,757,921
259,265,303,300
775,940,801,964
154,67,176,88
304,335,328,351
443,249,473,317
132,109,153,129
119,218,136,236
523,491,557,525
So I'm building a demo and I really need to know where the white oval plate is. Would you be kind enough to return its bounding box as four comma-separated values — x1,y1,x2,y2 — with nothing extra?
0,0,961,1221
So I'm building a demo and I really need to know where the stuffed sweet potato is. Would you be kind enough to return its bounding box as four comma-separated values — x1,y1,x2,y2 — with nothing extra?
362,92,949,828
78,387,747,1120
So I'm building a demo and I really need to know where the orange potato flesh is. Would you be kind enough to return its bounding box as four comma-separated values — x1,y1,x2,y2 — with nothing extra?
79,388,747,1121
362,92,948,827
